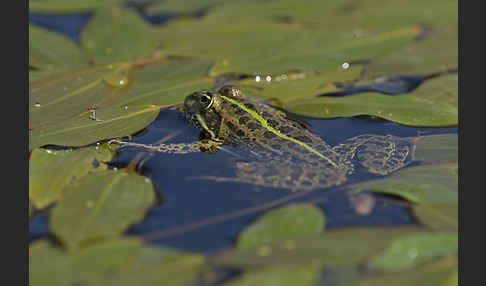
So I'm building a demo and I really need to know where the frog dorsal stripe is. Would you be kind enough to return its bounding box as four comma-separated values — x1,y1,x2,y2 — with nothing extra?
221,95,338,167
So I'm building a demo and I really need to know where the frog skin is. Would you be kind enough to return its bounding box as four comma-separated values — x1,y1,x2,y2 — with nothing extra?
113,86,415,191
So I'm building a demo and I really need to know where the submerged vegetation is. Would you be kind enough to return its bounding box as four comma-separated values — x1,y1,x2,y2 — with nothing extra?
29,0,457,285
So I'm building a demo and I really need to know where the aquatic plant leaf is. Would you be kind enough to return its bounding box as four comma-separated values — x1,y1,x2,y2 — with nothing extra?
351,163,457,204
94,246,207,286
413,204,458,232
365,24,458,78
353,256,457,286
121,59,213,106
29,64,158,149
368,233,457,271
214,227,422,269
237,204,325,250
29,238,142,286
154,0,456,76
50,170,155,250
29,146,113,209
223,263,323,286
157,20,419,76
81,5,158,64
236,65,363,104
29,0,124,13
29,239,206,286
285,74,457,126
29,25,89,72
414,134,458,164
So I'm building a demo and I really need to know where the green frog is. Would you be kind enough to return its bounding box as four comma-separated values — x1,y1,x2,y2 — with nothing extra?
113,86,415,191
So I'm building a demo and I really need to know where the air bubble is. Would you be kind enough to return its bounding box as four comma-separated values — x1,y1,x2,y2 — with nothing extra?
266,75,272,82
255,75,261,82
342,62,350,69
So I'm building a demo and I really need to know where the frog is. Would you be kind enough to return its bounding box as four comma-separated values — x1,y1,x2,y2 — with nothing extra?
112,85,415,191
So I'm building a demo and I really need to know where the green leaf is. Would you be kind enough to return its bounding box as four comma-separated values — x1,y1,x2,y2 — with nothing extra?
223,263,323,286
365,24,457,78
29,146,113,209
414,134,458,164
369,233,457,271
29,64,159,149
29,238,142,286
353,256,457,286
284,74,457,126
50,170,155,250
413,204,458,232
81,5,158,64
29,239,206,286
29,25,89,71
95,246,207,286
236,65,363,104
29,0,124,13
154,0,456,76
214,226,423,269
237,204,325,250
351,163,458,204
122,59,214,106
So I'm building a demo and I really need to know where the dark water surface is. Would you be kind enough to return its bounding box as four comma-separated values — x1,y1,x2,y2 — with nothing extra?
29,9,458,252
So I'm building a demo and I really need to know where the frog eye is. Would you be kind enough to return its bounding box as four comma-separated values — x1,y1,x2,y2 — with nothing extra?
200,93,214,109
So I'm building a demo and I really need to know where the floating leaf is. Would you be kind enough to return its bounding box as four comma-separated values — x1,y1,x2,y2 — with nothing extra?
223,263,323,286
413,204,458,232
157,19,419,76
29,239,142,286
237,65,363,103
29,25,88,71
154,0,457,76
365,24,457,78
351,163,457,204
122,59,213,106
29,64,157,149
50,170,155,250
353,256,457,286
81,5,158,64
237,204,325,250
214,227,422,269
369,233,457,271
29,0,124,13
414,134,458,164
95,246,207,286
29,239,206,286
29,146,113,209
284,74,457,126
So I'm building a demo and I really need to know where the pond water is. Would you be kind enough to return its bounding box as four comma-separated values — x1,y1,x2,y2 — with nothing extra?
29,8,458,253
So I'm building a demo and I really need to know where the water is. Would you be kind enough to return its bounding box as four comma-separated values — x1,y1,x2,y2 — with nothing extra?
29,8,458,252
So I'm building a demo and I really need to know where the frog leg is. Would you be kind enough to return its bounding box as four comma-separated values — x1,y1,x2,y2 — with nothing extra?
333,134,415,175
109,139,201,154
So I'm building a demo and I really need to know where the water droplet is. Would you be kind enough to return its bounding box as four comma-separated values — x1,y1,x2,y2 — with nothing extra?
255,75,261,82
342,62,350,69
103,73,129,88
408,248,418,259
266,75,272,82
34,102,41,107
124,106,128,110
257,245,272,256
85,201,94,208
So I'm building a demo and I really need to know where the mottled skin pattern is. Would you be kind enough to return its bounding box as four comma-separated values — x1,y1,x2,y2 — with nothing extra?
115,86,415,191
